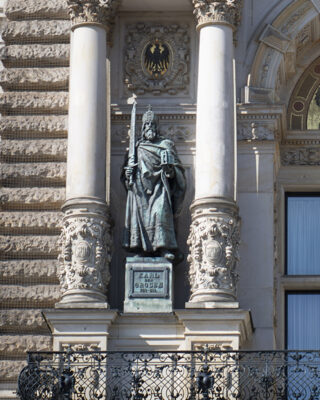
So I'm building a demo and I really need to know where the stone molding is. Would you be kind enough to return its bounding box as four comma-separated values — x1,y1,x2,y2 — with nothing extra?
67,0,119,30
112,123,195,143
0,309,47,331
187,198,240,304
58,198,112,304
5,0,68,20
2,20,70,44
1,162,66,185
0,260,59,282
0,335,52,355
0,92,68,114
0,44,70,66
0,68,69,91
0,284,61,306
1,139,67,161
0,187,65,210
124,22,190,96
0,116,68,138
0,360,27,381
0,235,59,257
192,0,243,30
0,212,62,232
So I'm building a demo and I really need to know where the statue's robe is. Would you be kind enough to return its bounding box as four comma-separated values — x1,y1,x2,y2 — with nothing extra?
123,137,186,254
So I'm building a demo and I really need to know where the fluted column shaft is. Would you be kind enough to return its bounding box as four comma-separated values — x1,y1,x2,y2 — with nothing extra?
58,0,118,306
187,0,243,307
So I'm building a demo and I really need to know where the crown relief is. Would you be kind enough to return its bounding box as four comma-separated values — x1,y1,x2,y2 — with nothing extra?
192,0,243,30
67,0,119,28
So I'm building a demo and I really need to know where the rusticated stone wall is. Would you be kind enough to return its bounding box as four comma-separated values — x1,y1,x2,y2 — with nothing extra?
0,0,69,390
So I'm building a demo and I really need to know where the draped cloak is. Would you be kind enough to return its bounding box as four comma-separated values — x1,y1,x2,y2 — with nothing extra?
122,137,186,254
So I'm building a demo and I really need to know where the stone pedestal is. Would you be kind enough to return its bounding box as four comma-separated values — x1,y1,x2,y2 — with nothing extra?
124,257,173,313
176,309,252,350
44,309,117,351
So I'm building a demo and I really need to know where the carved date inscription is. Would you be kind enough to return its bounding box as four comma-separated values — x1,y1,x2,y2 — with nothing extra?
129,267,169,298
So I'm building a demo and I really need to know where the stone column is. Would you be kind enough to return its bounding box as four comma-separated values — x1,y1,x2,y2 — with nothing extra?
57,0,119,306
187,0,243,307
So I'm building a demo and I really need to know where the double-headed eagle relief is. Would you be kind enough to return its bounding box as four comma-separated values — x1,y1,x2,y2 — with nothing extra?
144,39,170,78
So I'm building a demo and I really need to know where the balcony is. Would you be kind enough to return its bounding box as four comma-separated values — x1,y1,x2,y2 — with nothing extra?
17,349,320,399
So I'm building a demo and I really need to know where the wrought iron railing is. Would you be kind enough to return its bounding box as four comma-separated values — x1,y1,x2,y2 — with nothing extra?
17,349,320,399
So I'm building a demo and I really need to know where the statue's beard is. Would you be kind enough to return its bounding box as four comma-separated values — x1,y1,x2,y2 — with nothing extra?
144,130,156,140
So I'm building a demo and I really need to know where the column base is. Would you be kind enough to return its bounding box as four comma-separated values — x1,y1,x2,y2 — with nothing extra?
185,301,239,309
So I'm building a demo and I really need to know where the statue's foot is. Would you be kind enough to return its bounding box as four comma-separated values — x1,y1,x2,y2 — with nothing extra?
160,250,175,261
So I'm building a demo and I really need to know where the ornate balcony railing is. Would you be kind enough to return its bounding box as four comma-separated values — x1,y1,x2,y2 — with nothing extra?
17,349,320,399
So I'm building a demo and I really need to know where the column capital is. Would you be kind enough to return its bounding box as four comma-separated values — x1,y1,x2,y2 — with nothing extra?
192,0,243,30
67,0,120,30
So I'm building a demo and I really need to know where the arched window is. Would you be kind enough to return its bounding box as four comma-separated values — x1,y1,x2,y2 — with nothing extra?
288,57,320,131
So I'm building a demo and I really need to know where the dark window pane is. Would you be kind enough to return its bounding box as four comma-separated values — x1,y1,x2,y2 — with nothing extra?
287,195,320,275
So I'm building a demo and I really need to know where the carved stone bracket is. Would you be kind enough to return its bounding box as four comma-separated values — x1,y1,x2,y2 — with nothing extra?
192,0,243,30
58,198,112,305
187,198,240,304
67,0,119,30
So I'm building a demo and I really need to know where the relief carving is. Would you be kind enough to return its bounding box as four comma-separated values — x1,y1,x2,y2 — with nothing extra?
0,212,62,231
281,147,320,165
124,23,190,96
187,203,240,302
238,121,276,140
61,343,100,352
0,235,59,257
192,0,243,29
59,202,112,299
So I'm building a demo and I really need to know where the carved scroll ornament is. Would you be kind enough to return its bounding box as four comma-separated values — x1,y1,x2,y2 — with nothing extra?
192,0,243,30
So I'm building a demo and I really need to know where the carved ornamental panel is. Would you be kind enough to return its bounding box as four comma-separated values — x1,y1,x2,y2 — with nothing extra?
124,23,190,96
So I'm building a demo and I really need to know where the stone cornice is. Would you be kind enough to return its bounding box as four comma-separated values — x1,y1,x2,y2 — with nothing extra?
67,0,120,30
192,0,242,30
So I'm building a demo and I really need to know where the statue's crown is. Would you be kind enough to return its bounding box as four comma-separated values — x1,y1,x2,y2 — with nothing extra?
142,105,158,125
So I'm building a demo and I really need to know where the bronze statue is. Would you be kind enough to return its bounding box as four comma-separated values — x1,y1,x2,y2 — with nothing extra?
122,104,186,262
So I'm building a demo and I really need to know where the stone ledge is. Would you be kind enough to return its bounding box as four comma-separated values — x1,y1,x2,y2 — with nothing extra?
0,68,69,90
0,92,68,114
0,235,59,258
0,284,61,307
0,259,59,283
0,139,67,162
0,309,48,332
0,187,65,210
1,44,69,67
0,212,62,233
1,162,66,186
0,335,52,356
0,116,68,138
5,0,68,20
2,20,70,44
